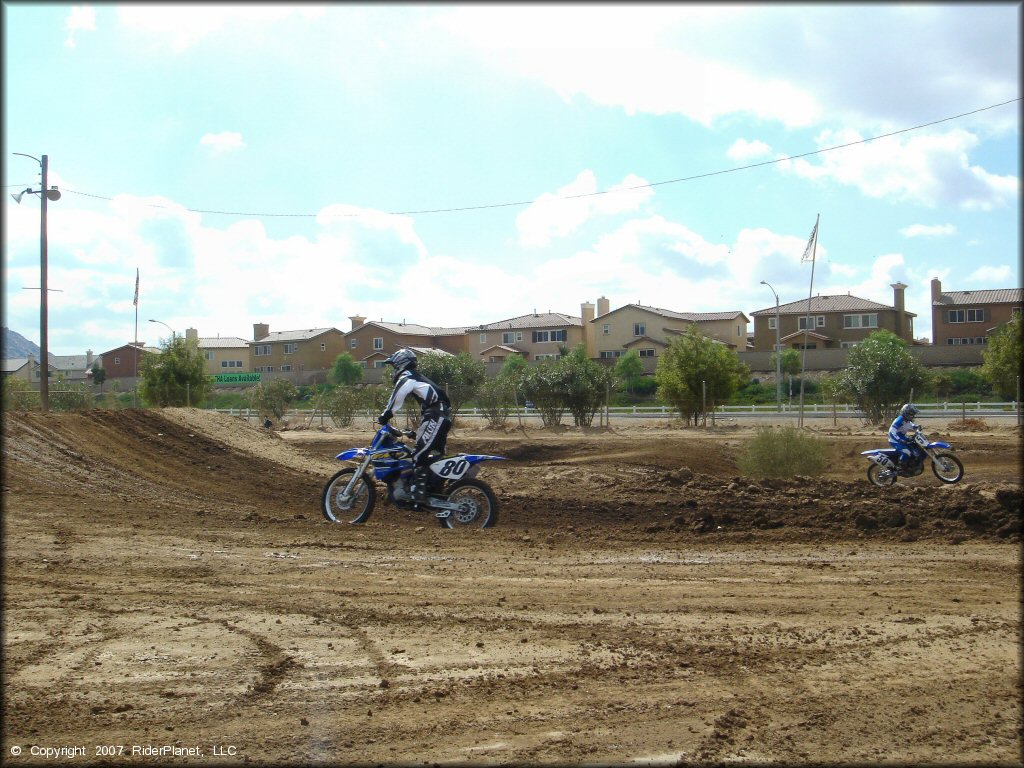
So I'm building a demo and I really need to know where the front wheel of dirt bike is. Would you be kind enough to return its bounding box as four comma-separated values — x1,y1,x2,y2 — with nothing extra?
931,452,964,484
322,468,376,523
867,463,897,487
438,478,498,529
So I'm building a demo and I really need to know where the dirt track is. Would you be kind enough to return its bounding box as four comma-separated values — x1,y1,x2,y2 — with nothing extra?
2,408,1021,765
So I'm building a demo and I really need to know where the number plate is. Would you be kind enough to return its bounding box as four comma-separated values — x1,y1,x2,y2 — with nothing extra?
430,456,470,480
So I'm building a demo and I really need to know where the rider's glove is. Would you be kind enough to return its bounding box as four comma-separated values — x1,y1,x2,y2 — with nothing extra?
377,410,393,425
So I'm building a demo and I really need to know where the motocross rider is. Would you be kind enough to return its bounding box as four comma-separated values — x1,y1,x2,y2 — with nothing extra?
378,348,452,504
888,403,921,468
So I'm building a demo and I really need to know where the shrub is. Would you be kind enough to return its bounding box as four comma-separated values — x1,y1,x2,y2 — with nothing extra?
737,426,828,479
2,377,37,411
323,386,361,427
476,377,516,428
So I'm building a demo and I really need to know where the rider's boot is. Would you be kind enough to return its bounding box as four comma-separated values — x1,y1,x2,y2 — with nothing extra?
410,466,430,504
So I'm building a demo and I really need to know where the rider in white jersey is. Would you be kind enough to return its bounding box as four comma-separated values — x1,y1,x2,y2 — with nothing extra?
378,348,451,503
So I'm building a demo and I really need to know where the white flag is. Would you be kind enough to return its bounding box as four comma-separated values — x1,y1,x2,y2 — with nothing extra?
801,221,818,263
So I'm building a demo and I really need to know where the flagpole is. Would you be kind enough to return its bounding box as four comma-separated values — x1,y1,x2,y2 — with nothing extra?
133,268,139,407
798,214,819,428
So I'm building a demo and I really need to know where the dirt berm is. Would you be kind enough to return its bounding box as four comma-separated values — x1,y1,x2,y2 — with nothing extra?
2,408,1021,765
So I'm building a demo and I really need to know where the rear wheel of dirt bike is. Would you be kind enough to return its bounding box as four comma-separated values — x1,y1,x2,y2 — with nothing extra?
438,478,498,529
931,452,964,484
322,468,376,523
867,463,897,487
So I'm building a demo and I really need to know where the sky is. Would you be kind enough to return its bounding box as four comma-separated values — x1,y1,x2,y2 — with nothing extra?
2,2,1020,357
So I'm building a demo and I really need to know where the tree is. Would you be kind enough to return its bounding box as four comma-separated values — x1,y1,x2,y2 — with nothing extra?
520,359,569,427
613,349,644,393
329,352,363,386
771,348,802,378
560,344,613,427
981,317,1022,399
655,326,749,425
416,351,486,419
89,362,106,392
138,336,213,407
246,378,298,420
831,330,928,424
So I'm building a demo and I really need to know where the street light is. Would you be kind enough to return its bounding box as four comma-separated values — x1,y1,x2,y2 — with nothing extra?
11,153,61,412
760,280,782,413
148,319,175,341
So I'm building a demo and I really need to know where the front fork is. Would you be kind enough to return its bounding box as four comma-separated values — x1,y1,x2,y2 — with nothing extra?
339,454,375,501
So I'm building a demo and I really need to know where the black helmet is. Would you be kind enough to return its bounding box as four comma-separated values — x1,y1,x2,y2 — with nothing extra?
900,403,919,420
383,348,417,382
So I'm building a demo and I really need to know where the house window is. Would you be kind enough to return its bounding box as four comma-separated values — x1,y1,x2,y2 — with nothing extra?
373,337,384,350
114,356,121,365
255,344,271,356
479,333,487,344
350,339,358,349
533,330,550,343
633,322,645,336
798,315,825,330
602,324,610,335
1013,307,1022,319
280,364,292,372
599,350,622,359
768,317,777,330
949,308,985,323
840,341,860,349
798,343,817,350
374,360,387,368
502,331,522,344
320,342,326,352
283,343,297,354
551,329,566,342
638,348,655,358
204,351,214,361
736,324,742,337
535,353,561,361
843,313,878,329
220,360,242,368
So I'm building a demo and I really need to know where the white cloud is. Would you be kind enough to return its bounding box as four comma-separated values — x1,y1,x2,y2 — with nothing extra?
727,139,773,162
64,5,96,48
199,132,247,154
516,171,652,248
899,223,957,238
784,128,1019,209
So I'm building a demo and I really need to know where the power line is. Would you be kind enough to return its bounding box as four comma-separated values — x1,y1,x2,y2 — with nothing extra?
58,97,1020,219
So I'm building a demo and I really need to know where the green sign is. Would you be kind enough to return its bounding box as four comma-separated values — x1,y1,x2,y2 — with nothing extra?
213,372,261,384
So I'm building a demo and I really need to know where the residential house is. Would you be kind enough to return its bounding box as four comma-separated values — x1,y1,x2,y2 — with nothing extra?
50,350,98,384
184,329,252,377
250,323,347,385
2,357,44,383
586,297,749,372
930,278,1023,346
750,283,916,352
344,315,467,368
100,342,159,384
468,310,584,363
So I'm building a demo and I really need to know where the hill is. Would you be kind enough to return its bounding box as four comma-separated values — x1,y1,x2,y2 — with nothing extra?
2,327,52,361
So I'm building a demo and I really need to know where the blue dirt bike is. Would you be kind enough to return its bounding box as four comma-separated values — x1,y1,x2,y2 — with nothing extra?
321,424,506,528
861,426,964,486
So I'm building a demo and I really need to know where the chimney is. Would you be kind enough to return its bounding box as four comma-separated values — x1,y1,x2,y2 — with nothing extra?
349,314,366,331
597,296,610,317
930,277,942,304
253,322,269,341
581,301,594,326
891,282,908,340
186,328,198,343
86,349,93,366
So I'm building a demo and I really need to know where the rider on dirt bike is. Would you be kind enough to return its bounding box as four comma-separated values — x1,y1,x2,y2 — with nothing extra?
378,348,452,503
888,403,921,469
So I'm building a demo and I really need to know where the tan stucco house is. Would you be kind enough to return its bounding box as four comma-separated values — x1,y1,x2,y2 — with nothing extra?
249,323,347,385
930,278,1023,346
467,310,584,363
185,329,252,376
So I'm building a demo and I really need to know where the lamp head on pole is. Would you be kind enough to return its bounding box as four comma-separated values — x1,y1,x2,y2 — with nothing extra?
11,188,30,204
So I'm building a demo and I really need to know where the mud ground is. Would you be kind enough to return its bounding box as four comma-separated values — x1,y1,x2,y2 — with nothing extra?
2,408,1021,766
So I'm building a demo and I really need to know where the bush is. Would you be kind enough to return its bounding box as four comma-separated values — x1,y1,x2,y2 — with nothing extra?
737,426,828,479
476,377,516,428
323,386,362,427
2,377,38,411
48,382,94,411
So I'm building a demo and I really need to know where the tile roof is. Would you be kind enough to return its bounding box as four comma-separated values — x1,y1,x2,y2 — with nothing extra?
602,303,747,323
357,321,469,336
254,328,340,343
475,312,582,331
934,288,1023,306
198,337,250,348
50,354,95,371
750,294,914,316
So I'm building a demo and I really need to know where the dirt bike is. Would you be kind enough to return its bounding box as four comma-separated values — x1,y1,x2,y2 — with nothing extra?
861,427,964,486
321,424,505,528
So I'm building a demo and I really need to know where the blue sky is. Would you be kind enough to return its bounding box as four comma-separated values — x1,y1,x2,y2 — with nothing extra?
3,3,1020,356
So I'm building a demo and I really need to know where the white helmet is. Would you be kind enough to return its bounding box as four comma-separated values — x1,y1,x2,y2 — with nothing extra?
383,348,417,382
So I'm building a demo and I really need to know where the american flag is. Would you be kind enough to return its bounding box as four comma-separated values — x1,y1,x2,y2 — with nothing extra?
133,268,139,306
801,221,818,263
